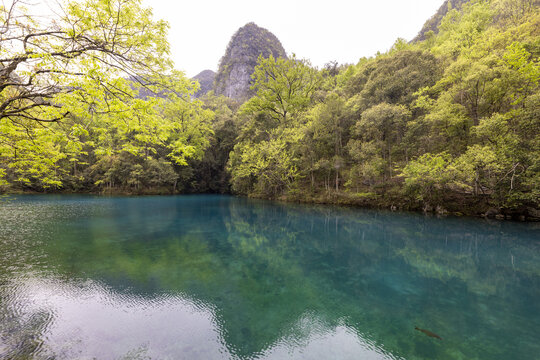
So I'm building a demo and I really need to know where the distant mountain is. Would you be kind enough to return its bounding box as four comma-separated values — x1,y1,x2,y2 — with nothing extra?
192,69,216,98
213,22,287,100
413,0,471,42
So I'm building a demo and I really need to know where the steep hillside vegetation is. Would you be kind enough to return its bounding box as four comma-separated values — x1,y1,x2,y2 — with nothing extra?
225,0,540,219
193,70,216,98
413,0,471,41
2,0,538,220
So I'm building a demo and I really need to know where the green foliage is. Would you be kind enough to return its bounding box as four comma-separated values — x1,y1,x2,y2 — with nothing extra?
0,0,214,194
433,0,495,57
188,94,240,193
228,55,322,197
345,50,441,112
402,152,454,202
193,70,216,98
413,0,471,42
226,0,540,215
229,129,304,196
1,0,538,215
244,54,322,125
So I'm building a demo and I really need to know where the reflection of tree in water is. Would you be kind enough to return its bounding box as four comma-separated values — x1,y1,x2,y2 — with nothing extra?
0,199,50,358
0,226,52,358
0,297,52,359
221,199,540,359
1,196,539,359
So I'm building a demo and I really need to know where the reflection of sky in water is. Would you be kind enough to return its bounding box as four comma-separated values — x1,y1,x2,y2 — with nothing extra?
8,278,226,359
9,278,398,360
1,195,539,360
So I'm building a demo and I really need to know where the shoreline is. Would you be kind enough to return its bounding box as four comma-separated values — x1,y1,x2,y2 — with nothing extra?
3,189,539,222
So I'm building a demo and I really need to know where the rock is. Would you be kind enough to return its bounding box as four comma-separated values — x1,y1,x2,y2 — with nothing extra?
423,204,434,213
527,207,540,220
435,205,448,215
213,22,287,101
484,208,499,218
495,214,505,220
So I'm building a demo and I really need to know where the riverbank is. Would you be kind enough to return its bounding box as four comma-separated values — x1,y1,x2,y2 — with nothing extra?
3,187,539,221
264,190,540,222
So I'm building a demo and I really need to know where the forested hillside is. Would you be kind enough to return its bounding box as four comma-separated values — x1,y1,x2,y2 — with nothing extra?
413,0,471,41
193,70,216,98
224,0,540,219
1,0,539,219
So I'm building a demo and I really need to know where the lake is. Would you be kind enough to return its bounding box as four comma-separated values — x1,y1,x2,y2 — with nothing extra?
0,195,539,359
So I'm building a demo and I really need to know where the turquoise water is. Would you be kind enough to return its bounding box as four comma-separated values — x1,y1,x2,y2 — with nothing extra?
0,195,539,360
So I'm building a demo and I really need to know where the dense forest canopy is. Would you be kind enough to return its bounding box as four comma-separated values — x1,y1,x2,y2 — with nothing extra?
0,0,211,191
413,0,471,41
0,0,539,219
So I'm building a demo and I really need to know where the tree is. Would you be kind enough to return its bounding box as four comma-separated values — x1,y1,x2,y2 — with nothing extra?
402,152,454,205
345,50,441,112
353,103,411,181
304,93,350,192
242,54,321,127
0,0,210,190
0,0,175,124
229,129,304,197
190,94,240,193
228,55,322,196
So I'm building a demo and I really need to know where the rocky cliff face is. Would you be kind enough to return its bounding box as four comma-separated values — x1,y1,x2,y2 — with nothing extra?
192,69,215,98
413,0,471,42
213,22,287,101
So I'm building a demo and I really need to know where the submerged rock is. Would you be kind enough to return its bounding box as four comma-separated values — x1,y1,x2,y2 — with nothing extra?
484,208,499,219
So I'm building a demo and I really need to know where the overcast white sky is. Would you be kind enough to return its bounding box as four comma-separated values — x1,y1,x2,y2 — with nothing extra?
141,0,445,77
32,0,445,77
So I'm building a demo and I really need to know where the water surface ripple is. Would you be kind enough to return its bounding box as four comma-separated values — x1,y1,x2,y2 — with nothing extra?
0,195,539,359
